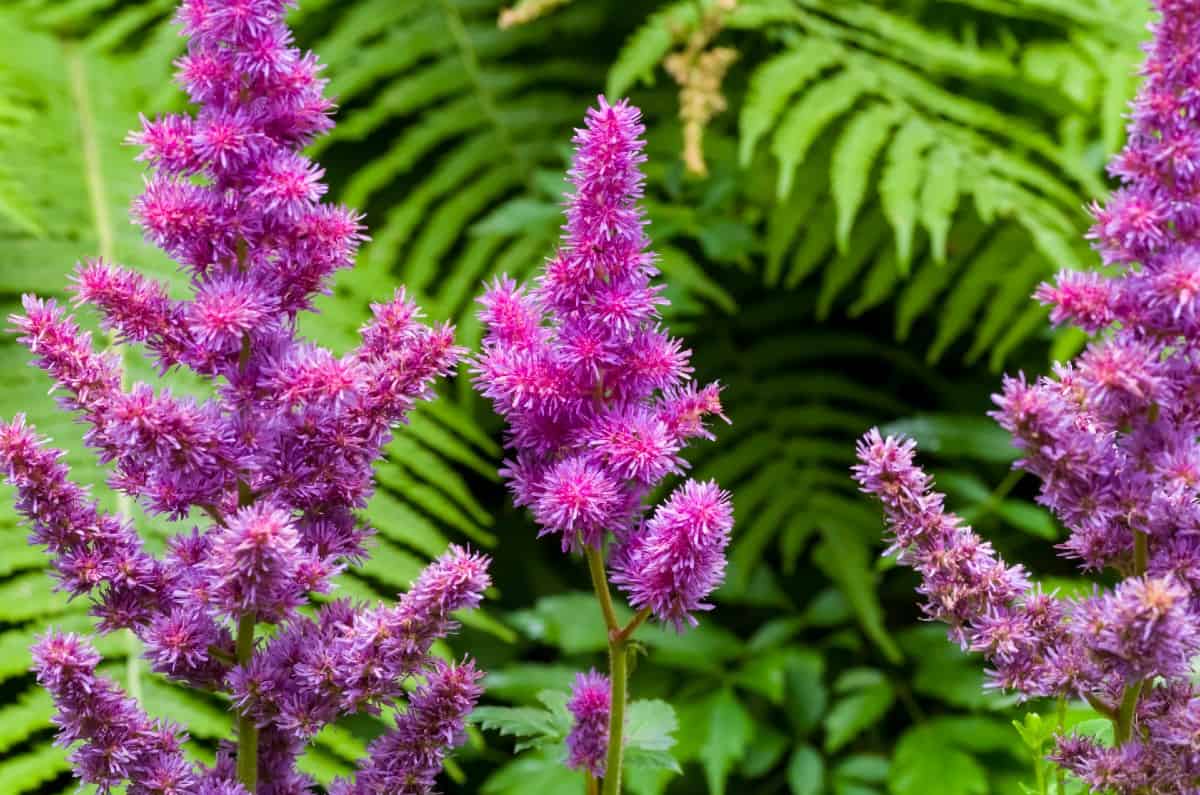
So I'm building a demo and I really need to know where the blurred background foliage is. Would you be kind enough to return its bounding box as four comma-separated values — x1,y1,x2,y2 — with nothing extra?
0,0,1147,792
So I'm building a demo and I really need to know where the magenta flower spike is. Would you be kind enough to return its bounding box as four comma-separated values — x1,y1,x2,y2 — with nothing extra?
1,1,490,792
474,96,733,794
855,1,1200,790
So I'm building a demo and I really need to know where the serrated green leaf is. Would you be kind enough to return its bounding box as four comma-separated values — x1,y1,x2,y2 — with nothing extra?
625,699,682,775
626,699,678,753
473,700,570,753
0,687,53,754
919,142,962,263
739,39,842,166
606,1,695,96
0,741,71,794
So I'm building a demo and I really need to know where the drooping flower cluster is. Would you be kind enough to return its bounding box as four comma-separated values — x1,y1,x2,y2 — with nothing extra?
855,2,1200,791
2,1,489,793
474,96,733,629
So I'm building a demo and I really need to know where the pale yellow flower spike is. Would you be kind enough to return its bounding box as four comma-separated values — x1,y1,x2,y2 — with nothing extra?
663,0,739,176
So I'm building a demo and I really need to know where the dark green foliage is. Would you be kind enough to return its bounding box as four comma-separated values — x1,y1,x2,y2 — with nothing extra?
0,0,1138,792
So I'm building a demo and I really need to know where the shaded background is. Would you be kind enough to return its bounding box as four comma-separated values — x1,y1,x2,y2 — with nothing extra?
0,0,1146,792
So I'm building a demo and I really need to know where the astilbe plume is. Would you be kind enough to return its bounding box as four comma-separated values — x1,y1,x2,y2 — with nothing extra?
1,1,490,792
474,96,734,793
855,1,1200,791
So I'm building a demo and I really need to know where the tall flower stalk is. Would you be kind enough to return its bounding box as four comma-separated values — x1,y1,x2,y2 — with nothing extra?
474,97,734,794
2,1,490,792
855,0,1200,790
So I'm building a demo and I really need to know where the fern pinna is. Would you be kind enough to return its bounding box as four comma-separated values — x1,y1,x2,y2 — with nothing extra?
0,1,492,793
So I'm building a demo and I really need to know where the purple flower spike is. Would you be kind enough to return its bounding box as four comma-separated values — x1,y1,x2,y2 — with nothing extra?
853,430,1055,691
32,632,196,792
330,660,484,795
855,1,1200,789
473,96,732,791
2,0,489,791
474,96,731,621
566,670,611,778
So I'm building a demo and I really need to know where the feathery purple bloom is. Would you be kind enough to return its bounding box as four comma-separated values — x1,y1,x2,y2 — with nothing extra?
1,0,488,791
474,96,732,786
856,1,1200,790
474,96,732,625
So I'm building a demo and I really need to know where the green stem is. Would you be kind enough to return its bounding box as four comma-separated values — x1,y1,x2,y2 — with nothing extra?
235,613,258,792
1084,692,1116,719
586,546,620,633
1115,679,1145,745
585,546,635,795
1055,697,1066,795
602,637,629,795
1107,531,1150,745
616,608,651,644
1033,737,1047,795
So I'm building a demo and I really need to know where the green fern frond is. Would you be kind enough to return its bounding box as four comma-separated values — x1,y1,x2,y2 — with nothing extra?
611,0,1143,364
688,320,929,660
